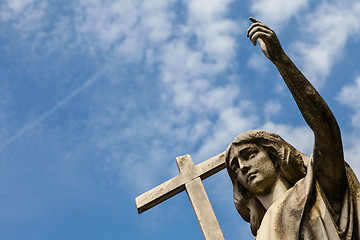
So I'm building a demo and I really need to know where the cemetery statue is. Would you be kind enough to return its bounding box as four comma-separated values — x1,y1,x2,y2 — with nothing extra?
225,18,360,239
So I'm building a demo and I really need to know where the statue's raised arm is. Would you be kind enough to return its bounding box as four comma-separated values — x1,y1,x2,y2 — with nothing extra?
247,17,346,212
225,17,360,239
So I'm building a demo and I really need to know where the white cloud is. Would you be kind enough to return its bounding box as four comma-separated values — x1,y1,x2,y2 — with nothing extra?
159,0,240,115
2,0,321,196
246,52,270,74
250,1,360,88
335,75,360,176
73,0,141,57
194,104,259,161
140,1,174,42
263,101,282,120
0,0,47,32
73,0,176,63
337,76,360,128
0,1,73,56
293,1,360,87
250,0,308,29
1,0,36,20
261,122,313,156
342,133,360,176
73,0,247,190
72,0,240,122
186,0,239,68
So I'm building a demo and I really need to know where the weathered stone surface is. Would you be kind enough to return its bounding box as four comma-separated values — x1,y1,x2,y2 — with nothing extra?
223,17,360,239
136,153,225,240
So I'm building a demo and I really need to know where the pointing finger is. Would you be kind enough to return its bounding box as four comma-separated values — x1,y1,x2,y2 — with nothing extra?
249,17,259,23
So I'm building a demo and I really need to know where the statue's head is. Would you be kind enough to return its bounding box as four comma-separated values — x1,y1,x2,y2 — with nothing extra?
225,130,308,235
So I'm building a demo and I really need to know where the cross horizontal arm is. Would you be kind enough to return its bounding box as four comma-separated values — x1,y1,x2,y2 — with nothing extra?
135,151,226,214
197,151,226,180
136,172,187,214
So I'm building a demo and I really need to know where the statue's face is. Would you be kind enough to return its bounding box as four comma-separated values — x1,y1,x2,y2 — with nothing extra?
229,143,278,195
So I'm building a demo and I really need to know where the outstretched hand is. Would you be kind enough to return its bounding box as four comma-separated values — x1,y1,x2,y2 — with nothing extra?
247,17,284,62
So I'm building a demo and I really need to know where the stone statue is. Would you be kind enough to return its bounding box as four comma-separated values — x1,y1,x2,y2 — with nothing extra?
225,18,360,239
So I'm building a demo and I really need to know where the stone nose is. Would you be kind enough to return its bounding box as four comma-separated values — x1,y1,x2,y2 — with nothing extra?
239,162,250,175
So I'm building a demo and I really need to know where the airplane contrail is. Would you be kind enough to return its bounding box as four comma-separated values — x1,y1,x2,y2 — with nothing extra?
0,68,106,151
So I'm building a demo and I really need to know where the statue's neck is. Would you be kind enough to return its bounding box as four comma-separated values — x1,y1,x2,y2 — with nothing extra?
256,178,288,210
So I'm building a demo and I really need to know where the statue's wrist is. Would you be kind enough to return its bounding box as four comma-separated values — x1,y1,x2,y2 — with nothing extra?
273,50,288,66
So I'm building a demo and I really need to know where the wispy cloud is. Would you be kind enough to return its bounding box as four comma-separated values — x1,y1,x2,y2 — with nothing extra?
249,0,360,88
293,1,360,87
0,0,47,32
342,133,360,175
250,0,309,29
69,0,252,191
73,0,175,63
261,122,313,155
2,1,360,239
246,52,270,74
337,76,360,128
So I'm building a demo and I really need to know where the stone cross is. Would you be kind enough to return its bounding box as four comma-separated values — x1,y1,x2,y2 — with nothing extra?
135,152,226,240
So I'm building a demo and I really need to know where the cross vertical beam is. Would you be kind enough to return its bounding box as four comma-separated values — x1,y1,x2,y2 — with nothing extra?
178,155,225,240
135,152,226,240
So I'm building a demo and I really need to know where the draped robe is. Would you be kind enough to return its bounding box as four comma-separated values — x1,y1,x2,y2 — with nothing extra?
255,159,360,240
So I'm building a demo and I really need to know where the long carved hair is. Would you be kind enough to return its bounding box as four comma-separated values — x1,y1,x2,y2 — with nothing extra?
225,130,309,235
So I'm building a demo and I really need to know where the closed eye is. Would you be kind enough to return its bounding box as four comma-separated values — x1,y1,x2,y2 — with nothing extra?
240,147,258,160
230,157,239,172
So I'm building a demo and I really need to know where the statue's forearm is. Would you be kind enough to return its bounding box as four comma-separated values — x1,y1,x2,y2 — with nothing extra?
273,52,340,139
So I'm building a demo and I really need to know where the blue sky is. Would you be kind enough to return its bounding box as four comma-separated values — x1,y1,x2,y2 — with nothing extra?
1,0,360,239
